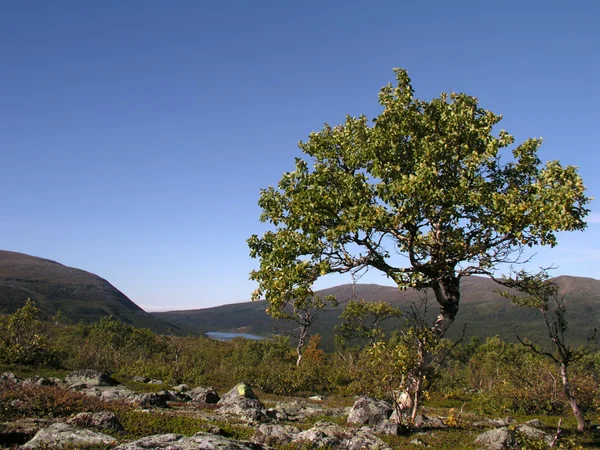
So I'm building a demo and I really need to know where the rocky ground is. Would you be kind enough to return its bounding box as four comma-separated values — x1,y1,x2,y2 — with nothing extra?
0,370,583,449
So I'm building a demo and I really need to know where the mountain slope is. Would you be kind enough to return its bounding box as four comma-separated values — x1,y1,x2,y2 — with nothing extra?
153,276,600,347
0,250,182,334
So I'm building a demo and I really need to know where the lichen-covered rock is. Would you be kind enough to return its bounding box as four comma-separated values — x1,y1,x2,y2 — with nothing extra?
100,386,138,401
217,383,266,422
22,376,56,387
190,386,220,404
172,383,190,392
474,427,517,450
22,422,118,448
114,432,267,449
65,369,118,387
292,421,390,449
347,396,393,426
373,419,402,436
516,424,553,446
67,411,124,432
253,424,301,445
219,383,260,405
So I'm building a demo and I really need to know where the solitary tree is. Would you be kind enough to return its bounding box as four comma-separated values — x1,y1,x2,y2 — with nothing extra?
248,68,589,347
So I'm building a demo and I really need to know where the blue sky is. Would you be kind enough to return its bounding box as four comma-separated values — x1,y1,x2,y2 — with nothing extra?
1,1,598,311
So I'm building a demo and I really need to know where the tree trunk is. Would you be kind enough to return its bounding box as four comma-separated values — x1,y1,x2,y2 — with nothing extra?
430,276,460,340
560,363,585,431
296,326,309,366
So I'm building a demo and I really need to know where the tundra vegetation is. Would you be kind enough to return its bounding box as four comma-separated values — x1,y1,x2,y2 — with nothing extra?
1,301,599,448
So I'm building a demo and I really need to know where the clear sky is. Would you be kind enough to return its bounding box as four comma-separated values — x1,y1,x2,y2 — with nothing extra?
1,1,598,311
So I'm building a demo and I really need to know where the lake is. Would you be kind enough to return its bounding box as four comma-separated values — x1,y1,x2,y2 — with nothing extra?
205,331,265,341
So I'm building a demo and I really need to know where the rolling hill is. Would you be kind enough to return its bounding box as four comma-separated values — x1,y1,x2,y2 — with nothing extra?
153,276,600,348
0,250,183,334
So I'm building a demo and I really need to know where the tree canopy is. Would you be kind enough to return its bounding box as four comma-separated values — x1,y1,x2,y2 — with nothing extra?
248,68,590,339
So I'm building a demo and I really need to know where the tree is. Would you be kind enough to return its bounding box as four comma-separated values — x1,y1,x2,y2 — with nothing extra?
499,270,590,431
248,68,589,343
335,299,403,346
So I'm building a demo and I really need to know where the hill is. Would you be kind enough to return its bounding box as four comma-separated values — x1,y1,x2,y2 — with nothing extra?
153,276,600,348
0,250,182,334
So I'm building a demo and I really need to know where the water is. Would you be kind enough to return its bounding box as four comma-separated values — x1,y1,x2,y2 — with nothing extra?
205,331,265,341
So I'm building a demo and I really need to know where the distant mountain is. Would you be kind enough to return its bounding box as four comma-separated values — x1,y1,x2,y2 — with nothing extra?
0,250,183,334
153,276,600,348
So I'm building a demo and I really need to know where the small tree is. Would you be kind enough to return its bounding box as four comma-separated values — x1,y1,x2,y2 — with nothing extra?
499,270,588,431
336,299,403,346
249,68,589,347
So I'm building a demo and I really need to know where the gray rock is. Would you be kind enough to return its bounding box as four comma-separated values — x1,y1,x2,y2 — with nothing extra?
172,383,190,392
190,386,221,404
115,432,267,449
253,424,301,445
0,418,49,447
293,421,390,449
22,422,118,448
100,386,138,401
524,419,545,428
133,375,150,383
347,396,393,426
373,419,402,436
148,379,164,385
271,400,328,421
0,372,21,383
474,427,517,450
218,383,259,404
67,411,124,432
516,424,553,446
22,376,56,386
409,438,428,446
134,391,170,408
65,369,118,387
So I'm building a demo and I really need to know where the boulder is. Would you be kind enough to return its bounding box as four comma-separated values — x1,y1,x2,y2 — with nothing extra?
373,419,402,436
189,386,220,404
65,369,118,387
0,418,49,447
219,382,260,405
133,375,150,383
516,424,553,446
474,427,517,450
100,386,138,402
217,383,267,422
292,421,391,449
67,411,124,432
22,376,56,387
22,422,118,448
253,424,301,446
134,391,170,408
114,432,267,449
347,396,393,426
172,383,190,392
0,372,22,383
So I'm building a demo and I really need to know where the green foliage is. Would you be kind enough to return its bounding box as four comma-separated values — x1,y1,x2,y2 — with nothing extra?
0,300,58,366
249,67,589,342
335,299,403,346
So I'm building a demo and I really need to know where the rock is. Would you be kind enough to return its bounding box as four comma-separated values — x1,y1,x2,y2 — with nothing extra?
65,369,118,387
172,383,190,392
347,427,392,450
409,438,428,446
67,411,124,432
347,396,393,426
148,379,164,385
0,418,49,447
133,375,150,383
516,424,553,446
165,389,191,402
219,382,259,404
134,391,170,408
115,432,267,449
271,400,327,421
474,427,517,450
100,386,138,401
292,421,346,448
473,417,516,428
309,395,324,401
373,419,402,436
293,421,391,449
524,419,545,428
189,386,220,404
0,372,22,383
22,422,118,448
253,424,301,445
22,376,56,386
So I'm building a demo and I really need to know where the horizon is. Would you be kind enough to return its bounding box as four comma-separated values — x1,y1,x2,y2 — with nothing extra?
1,1,598,311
